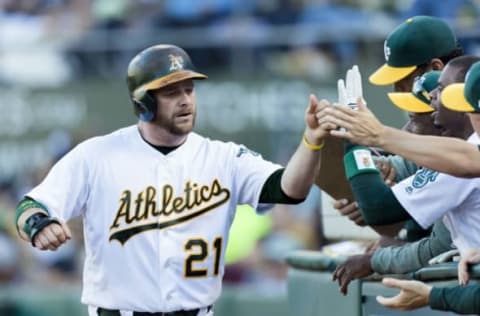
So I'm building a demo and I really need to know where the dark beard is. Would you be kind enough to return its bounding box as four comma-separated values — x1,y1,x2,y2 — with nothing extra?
161,112,196,135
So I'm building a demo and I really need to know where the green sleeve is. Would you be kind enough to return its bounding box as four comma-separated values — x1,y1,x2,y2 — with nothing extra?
259,168,305,204
344,142,414,225
430,284,480,314
349,170,411,225
371,220,453,274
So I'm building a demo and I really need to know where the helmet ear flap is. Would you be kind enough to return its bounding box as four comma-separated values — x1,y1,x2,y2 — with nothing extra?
133,91,157,121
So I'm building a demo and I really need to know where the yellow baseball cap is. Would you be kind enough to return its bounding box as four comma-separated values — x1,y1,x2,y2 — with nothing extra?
441,62,480,112
387,71,440,113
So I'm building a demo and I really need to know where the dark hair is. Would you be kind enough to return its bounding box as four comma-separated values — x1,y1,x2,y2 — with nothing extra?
439,42,464,64
416,42,464,69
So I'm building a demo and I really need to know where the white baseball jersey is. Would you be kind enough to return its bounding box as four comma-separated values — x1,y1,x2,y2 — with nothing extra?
392,133,480,255
27,125,281,313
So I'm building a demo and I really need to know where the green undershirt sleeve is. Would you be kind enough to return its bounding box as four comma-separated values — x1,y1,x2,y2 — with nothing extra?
344,142,411,225
259,169,306,204
350,173,411,225
430,284,480,314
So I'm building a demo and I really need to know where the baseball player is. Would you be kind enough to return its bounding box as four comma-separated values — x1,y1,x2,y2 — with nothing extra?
328,55,480,295
15,44,329,316
329,16,464,242
374,60,480,315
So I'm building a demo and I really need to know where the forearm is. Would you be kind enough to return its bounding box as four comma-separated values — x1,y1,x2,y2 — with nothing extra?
343,142,410,225
371,220,452,274
349,173,410,225
430,284,480,314
372,237,450,274
281,133,322,199
381,127,480,178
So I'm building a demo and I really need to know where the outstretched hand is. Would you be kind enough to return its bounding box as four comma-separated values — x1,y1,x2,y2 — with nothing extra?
458,249,480,285
304,94,335,144
332,253,373,295
376,278,431,311
316,97,385,147
333,199,366,226
375,157,397,186
33,221,72,251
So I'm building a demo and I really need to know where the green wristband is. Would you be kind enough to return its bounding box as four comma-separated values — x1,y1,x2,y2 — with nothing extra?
15,197,49,227
344,146,379,180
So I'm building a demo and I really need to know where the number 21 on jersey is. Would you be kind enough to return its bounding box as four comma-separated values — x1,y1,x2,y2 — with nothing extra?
184,237,222,278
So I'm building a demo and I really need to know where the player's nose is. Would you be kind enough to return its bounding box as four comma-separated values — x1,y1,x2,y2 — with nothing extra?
179,90,194,107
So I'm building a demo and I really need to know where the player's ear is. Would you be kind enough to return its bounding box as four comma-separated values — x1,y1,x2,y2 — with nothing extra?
430,58,444,71
133,99,155,121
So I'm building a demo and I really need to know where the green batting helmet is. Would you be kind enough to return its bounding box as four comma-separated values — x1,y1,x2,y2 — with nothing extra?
126,44,207,121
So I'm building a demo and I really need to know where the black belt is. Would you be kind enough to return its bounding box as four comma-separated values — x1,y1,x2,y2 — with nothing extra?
97,305,212,316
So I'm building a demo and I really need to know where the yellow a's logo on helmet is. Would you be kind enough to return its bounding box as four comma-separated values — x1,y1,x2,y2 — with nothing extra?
169,54,184,71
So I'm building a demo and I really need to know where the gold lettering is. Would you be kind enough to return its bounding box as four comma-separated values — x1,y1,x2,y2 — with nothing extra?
184,181,193,209
110,190,133,229
134,191,146,220
109,180,232,243
192,183,200,206
111,179,230,232
200,185,210,201
211,179,221,195
172,197,185,213
144,186,157,218
161,185,175,216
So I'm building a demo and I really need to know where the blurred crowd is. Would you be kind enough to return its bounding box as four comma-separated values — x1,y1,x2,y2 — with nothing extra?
1,0,479,87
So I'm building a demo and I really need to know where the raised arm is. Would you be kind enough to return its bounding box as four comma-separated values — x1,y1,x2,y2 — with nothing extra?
281,95,332,199
320,98,480,178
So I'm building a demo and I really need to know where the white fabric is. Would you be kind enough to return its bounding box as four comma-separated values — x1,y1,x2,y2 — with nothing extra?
392,133,480,254
29,125,280,312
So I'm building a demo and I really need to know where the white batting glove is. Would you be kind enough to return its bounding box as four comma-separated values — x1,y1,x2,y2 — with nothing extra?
337,65,365,110
336,65,365,133
347,65,364,110
337,78,348,106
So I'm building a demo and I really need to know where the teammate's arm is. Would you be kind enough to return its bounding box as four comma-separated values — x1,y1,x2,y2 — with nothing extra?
332,220,451,295
16,197,72,251
376,127,480,178
343,141,411,225
323,100,480,178
371,220,452,274
280,95,332,200
377,278,480,314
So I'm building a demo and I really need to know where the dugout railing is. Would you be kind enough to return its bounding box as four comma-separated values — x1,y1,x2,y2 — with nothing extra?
286,250,479,316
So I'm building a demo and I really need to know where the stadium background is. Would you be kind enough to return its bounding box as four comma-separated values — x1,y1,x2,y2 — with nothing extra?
0,0,479,315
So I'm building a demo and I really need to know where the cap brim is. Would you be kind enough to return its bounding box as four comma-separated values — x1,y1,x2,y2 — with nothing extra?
388,92,434,113
441,83,475,112
144,70,208,91
369,64,417,86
